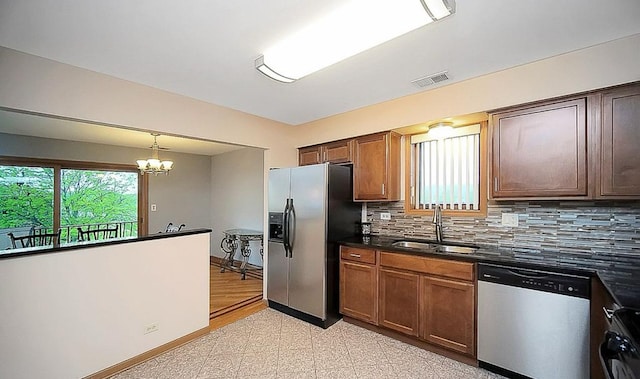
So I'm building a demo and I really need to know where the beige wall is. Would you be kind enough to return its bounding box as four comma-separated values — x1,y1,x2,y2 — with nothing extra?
2,35,639,161
0,46,298,168
293,33,640,146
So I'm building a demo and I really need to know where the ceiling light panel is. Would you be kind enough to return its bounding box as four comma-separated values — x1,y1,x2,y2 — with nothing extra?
260,0,450,81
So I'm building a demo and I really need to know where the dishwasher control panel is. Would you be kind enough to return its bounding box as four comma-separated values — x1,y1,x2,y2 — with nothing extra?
478,263,590,298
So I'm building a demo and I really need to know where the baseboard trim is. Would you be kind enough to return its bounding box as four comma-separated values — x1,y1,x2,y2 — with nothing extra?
84,326,210,379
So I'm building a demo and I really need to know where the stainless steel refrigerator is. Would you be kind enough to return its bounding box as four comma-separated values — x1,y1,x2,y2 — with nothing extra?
267,163,360,328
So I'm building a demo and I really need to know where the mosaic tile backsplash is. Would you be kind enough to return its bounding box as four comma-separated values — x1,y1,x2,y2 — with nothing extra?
367,201,640,258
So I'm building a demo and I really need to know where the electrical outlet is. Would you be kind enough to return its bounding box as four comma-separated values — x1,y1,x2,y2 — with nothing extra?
151,204,157,212
380,212,391,220
501,213,519,227
144,323,159,335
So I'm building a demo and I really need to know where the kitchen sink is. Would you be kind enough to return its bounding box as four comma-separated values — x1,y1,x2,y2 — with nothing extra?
391,240,478,254
435,245,478,254
391,241,436,250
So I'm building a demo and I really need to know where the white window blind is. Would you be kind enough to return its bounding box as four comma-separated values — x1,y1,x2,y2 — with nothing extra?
411,124,480,211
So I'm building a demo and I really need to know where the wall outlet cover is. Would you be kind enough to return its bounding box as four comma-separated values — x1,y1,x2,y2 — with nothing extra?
501,213,519,227
144,323,159,335
380,212,391,220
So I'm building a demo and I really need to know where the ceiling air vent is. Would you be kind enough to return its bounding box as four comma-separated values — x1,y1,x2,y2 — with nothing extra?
411,71,450,88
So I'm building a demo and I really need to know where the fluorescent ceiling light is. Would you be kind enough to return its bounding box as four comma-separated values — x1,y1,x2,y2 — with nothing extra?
255,0,455,83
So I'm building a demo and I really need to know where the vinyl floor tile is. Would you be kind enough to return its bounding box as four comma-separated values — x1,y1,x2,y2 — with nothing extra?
109,309,507,379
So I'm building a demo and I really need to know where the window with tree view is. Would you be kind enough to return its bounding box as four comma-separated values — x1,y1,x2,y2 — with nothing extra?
0,161,143,249
409,124,485,214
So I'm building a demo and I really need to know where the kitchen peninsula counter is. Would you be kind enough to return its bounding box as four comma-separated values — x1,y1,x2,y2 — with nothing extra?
0,228,212,260
340,235,640,310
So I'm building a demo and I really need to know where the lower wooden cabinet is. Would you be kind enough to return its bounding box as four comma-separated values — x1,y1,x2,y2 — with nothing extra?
339,246,477,358
420,276,475,355
379,268,419,336
339,261,377,324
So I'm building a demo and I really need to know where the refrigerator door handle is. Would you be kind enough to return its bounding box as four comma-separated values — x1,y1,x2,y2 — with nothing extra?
288,199,296,257
282,199,291,257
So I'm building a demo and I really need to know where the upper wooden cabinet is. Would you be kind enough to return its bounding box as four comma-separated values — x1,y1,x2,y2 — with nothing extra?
490,81,640,200
490,97,589,199
298,139,353,166
353,131,401,201
298,146,321,166
322,139,353,164
598,84,640,198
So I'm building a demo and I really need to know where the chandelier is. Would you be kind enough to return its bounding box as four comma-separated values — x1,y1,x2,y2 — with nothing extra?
136,133,174,175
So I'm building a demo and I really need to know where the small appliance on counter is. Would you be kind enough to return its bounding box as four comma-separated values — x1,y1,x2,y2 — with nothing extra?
360,221,371,236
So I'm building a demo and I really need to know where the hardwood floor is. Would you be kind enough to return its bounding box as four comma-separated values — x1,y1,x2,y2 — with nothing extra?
210,260,263,320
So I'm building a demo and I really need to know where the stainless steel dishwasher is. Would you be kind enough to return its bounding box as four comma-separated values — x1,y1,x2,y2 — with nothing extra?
477,263,591,379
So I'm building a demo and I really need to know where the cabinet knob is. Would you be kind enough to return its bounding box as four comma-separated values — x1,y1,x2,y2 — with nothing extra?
350,253,361,258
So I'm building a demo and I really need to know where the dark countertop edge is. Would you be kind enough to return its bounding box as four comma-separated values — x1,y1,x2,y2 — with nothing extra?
340,236,640,310
339,238,596,277
0,228,212,260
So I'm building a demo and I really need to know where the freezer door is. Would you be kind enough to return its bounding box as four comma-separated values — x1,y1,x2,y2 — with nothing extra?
267,168,291,305
268,168,291,213
288,164,327,319
267,241,289,305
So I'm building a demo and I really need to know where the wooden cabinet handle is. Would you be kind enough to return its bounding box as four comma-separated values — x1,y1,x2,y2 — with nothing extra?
350,253,361,258
494,177,498,192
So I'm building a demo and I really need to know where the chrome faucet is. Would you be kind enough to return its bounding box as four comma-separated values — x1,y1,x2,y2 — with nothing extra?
432,204,443,243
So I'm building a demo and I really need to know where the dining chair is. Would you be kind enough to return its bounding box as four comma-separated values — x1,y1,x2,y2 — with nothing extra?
8,230,61,249
77,226,119,242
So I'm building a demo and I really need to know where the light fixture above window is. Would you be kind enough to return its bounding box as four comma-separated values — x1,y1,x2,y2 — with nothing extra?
136,133,174,175
426,121,454,139
255,0,456,83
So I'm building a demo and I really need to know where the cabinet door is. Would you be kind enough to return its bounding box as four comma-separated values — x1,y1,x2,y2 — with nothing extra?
299,146,321,166
599,84,640,197
322,140,353,164
378,268,419,336
420,276,475,356
340,261,377,324
353,132,400,201
491,98,588,198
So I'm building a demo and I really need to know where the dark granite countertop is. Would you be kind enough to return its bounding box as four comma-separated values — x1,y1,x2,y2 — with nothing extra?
340,235,640,310
0,228,212,260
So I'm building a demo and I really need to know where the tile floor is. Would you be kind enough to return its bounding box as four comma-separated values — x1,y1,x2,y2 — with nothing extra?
110,309,506,379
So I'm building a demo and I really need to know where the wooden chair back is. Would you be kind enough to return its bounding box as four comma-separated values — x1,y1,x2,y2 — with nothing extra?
8,231,61,249
77,226,119,242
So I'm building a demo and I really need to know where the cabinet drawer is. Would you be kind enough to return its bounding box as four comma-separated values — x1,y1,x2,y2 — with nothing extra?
340,246,376,265
379,252,474,281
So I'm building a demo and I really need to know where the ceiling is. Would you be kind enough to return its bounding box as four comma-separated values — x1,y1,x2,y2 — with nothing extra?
1,0,640,129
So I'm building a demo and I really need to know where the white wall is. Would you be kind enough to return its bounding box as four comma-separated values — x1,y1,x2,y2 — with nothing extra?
0,233,210,379
210,148,264,267
0,132,213,235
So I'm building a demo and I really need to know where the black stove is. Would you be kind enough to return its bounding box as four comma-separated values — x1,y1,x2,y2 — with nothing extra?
601,308,640,379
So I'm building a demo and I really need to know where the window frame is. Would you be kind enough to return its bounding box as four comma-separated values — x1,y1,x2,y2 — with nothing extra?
0,155,149,237
404,121,488,217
